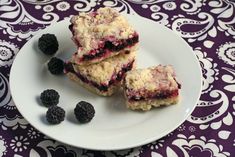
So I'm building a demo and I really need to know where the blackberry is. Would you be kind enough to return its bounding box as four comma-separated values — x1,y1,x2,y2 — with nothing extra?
74,101,95,123
48,57,64,75
38,34,59,55
40,89,60,107
46,106,65,124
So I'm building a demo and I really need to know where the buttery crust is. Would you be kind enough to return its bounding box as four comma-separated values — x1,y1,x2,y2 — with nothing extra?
66,72,119,96
126,96,179,111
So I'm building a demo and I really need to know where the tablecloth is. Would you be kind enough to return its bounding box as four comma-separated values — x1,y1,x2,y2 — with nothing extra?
0,0,235,156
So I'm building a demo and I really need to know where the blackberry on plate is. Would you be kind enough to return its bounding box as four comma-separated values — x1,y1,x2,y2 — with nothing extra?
40,89,60,107
46,106,65,124
74,101,95,123
48,57,64,75
38,33,59,55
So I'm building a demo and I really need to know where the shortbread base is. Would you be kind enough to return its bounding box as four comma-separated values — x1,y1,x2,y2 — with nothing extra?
126,96,179,111
67,72,119,96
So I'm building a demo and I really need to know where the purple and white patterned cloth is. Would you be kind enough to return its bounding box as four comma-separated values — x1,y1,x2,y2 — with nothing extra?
0,0,235,156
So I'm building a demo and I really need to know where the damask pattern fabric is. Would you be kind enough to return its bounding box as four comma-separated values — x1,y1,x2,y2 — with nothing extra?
0,0,235,156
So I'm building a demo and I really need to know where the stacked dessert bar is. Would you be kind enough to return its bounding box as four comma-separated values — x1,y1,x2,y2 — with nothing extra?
65,7,139,96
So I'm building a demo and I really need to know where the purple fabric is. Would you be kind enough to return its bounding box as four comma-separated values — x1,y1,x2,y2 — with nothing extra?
0,0,235,156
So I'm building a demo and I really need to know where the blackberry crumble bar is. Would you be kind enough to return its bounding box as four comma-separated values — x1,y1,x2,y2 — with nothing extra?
69,7,139,65
123,65,181,111
65,50,136,96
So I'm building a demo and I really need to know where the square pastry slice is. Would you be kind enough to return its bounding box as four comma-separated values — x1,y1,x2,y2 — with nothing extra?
64,50,136,96
123,65,181,111
69,7,139,65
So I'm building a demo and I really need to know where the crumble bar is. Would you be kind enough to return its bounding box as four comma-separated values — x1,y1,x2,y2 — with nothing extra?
64,50,136,96
123,65,181,111
69,7,139,65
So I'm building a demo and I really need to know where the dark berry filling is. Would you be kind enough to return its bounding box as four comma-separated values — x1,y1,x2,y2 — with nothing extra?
83,49,105,60
82,35,138,61
64,62,75,73
129,90,179,101
69,23,138,62
64,60,134,92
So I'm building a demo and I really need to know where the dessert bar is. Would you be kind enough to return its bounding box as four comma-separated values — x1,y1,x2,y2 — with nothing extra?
123,65,181,111
69,7,139,65
65,50,136,96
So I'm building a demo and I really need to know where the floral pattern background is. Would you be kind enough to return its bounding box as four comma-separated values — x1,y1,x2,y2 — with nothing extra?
0,0,235,156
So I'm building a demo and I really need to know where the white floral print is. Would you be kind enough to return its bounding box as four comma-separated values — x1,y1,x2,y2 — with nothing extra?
28,127,40,139
43,5,54,12
163,2,176,10
10,136,29,152
56,2,70,11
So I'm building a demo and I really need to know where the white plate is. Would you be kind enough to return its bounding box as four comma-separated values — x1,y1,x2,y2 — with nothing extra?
10,14,202,150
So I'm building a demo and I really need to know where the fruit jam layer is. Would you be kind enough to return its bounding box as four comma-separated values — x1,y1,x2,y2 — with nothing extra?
128,90,179,101
69,24,138,62
82,35,138,61
64,60,134,92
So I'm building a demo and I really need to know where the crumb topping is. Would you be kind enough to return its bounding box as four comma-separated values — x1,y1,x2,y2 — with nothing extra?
124,65,180,98
70,7,136,56
72,50,136,85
